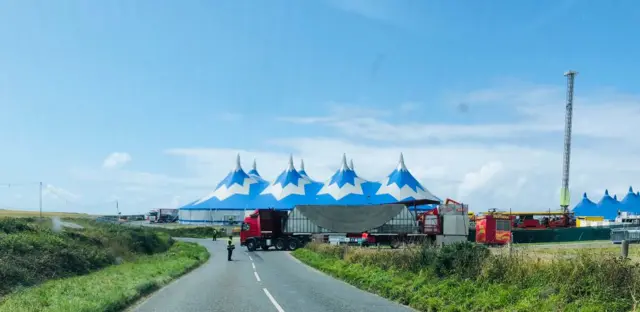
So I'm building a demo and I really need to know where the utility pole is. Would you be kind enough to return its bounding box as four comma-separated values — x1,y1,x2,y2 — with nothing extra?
560,70,578,213
39,182,43,219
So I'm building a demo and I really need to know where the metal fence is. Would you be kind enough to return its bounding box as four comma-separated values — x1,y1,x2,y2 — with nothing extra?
611,227,640,244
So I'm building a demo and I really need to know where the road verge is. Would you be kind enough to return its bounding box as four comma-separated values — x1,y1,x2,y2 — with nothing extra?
0,241,209,312
291,242,637,311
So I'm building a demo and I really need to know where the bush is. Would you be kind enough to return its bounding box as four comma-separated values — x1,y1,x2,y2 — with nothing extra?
0,217,173,298
432,242,489,279
296,242,640,311
159,226,223,239
0,241,210,312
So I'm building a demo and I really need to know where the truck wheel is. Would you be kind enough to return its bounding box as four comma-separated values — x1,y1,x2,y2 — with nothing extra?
246,240,257,252
275,239,286,251
287,239,299,251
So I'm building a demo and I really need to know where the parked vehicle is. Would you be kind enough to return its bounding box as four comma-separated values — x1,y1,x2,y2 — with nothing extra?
148,209,179,223
240,203,469,251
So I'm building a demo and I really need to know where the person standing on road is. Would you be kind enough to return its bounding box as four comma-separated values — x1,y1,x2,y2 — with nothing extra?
212,228,218,241
227,236,235,261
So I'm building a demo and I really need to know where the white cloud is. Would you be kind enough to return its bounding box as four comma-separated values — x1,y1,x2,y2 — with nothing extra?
165,82,640,213
43,184,81,202
60,80,640,215
102,152,132,169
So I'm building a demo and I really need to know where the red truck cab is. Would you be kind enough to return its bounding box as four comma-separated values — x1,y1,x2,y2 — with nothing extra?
240,209,300,251
240,210,261,245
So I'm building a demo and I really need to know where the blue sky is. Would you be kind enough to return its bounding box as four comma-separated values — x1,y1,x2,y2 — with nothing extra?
2,1,640,214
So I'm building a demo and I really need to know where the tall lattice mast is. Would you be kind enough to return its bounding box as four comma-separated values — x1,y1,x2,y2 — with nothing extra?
560,70,578,213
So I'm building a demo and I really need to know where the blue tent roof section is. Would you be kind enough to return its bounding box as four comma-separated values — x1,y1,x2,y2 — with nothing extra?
621,186,640,214
256,155,324,209
375,153,441,203
298,159,316,183
181,153,442,211
247,159,268,184
596,189,620,220
182,154,268,210
316,154,382,205
572,192,598,217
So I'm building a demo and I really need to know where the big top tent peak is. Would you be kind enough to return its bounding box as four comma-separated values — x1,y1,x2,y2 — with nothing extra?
258,155,322,206
316,153,379,203
596,189,619,220
247,158,268,183
298,158,316,182
572,192,598,217
184,153,267,208
375,153,440,204
621,186,640,213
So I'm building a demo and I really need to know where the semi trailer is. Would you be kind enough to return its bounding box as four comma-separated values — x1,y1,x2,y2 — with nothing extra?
148,209,179,223
240,203,469,251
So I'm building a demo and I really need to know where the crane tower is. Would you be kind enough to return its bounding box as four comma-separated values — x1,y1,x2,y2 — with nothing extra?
560,70,578,213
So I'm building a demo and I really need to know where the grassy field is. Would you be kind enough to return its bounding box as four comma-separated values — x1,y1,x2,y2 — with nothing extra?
292,242,640,311
499,241,640,262
0,217,173,299
0,209,93,218
0,241,208,312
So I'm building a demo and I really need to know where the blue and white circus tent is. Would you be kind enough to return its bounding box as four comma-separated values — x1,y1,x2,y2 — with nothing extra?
255,155,324,209
179,155,269,225
572,193,598,217
179,153,442,224
247,159,268,184
315,154,382,205
596,189,620,220
621,186,640,214
375,153,441,209
298,159,316,182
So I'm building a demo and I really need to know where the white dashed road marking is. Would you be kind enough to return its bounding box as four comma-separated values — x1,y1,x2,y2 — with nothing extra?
252,263,256,270
254,271,261,282
263,288,285,312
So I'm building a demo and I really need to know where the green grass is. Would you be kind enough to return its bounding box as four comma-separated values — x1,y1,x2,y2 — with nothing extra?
0,217,173,298
0,241,209,312
0,209,93,218
154,226,224,239
292,243,640,311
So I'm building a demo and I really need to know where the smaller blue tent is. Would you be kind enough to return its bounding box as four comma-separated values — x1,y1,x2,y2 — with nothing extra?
596,189,620,220
621,186,640,214
572,193,598,217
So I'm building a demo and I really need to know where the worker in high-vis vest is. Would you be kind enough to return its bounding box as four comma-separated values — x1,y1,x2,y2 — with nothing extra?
227,236,235,261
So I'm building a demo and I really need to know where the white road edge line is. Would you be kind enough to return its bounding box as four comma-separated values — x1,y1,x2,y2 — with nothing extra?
254,271,261,282
252,263,256,270
263,288,285,312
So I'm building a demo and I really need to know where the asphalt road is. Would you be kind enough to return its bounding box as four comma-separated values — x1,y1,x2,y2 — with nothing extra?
130,238,414,312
